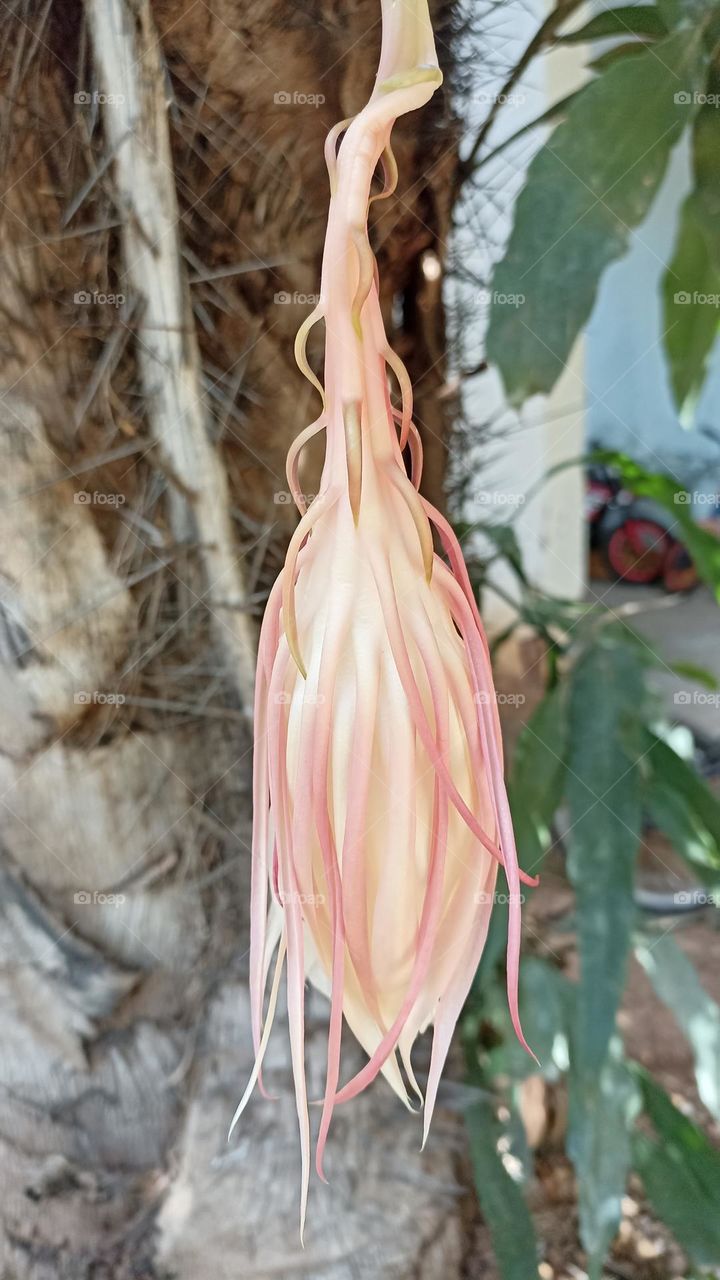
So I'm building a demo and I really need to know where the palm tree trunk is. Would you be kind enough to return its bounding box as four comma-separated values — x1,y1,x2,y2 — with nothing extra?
0,2,463,1275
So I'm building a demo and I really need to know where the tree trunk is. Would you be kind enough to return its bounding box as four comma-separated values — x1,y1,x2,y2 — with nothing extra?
0,2,463,1275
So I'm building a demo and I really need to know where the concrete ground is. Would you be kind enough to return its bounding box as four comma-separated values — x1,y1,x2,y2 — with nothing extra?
593,581,720,741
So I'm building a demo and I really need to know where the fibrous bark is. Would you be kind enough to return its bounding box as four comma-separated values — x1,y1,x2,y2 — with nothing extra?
0,1,461,1275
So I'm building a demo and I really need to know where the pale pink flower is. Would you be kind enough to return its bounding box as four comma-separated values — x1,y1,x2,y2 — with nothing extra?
231,0,535,1230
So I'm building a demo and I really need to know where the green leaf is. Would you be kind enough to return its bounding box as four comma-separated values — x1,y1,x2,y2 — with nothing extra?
474,521,530,584
643,773,720,876
633,1070,720,1267
558,5,668,42
506,781,548,876
483,956,573,1082
669,659,718,689
662,194,720,411
635,935,720,1122
656,0,716,31
472,88,586,176
568,1052,640,1278
662,101,720,409
511,683,569,832
691,102,720,262
469,894,515,1002
506,684,571,885
515,593,592,640
487,29,706,404
466,1101,540,1280
641,730,720,872
565,639,646,1072
588,40,655,72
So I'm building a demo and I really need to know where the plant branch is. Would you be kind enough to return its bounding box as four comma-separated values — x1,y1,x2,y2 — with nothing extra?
456,0,585,190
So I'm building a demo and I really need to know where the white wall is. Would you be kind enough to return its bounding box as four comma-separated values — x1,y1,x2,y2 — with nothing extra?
453,1,588,629
585,137,720,498
453,2,720,631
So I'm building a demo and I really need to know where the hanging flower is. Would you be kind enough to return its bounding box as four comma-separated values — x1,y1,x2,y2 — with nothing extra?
231,0,535,1232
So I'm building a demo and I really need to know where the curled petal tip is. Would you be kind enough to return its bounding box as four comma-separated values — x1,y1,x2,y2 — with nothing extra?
227,1087,251,1142
227,1105,243,1142
522,1040,541,1070
511,1012,539,1066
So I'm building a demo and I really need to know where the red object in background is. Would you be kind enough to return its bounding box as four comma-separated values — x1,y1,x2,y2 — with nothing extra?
586,463,696,591
606,518,673,584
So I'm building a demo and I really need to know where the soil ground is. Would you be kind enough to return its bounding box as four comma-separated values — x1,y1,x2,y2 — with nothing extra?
461,876,719,1280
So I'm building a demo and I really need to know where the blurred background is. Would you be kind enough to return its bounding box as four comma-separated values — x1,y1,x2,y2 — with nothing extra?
0,0,718,1277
